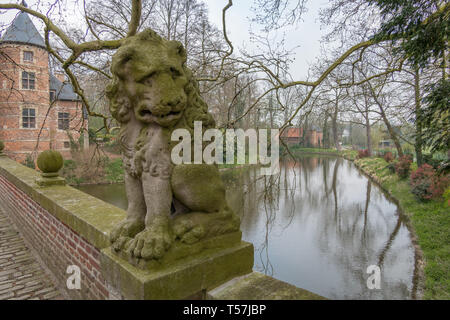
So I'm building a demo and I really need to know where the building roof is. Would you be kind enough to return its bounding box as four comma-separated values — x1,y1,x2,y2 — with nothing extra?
0,11,45,48
49,74,79,101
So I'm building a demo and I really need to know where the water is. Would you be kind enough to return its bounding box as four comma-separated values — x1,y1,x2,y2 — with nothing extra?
77,156,418,299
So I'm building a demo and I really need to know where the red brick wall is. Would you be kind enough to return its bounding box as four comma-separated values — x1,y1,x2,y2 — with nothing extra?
0,43,84,162
317,132,323,147
0,174,111,299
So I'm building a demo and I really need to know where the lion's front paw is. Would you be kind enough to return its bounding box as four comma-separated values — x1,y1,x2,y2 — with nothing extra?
127,220,174,260
110,219,145,245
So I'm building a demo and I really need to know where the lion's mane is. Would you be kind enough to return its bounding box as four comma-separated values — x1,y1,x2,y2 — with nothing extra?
106,28,215,144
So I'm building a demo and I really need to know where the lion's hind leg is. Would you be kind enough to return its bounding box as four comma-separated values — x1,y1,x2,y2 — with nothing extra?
172,207,240,244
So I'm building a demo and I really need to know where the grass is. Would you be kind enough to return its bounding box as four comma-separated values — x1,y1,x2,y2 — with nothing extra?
355,157,450,300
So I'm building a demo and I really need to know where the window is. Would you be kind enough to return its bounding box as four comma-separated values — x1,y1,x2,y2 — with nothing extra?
58,112,70,130
50,90,56,102
64,141,70,148
22,108,36,128
23,51,33,62
22,71,35,89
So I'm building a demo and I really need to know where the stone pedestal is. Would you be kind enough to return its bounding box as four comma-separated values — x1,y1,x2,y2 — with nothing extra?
35,150,66,186
101,233,254,300
35,175,66,186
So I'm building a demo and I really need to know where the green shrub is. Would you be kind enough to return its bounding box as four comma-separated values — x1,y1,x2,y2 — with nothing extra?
429,173,450,200
423,154,442,169
105,158,124,183
61,159,80,185
395,155,412,179
410,164,435,201
411,164,450,201
443,187,450,206
386,162,396,174
21,154,35,169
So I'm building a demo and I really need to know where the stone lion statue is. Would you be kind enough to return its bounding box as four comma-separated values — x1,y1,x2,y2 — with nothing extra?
106,29,239,263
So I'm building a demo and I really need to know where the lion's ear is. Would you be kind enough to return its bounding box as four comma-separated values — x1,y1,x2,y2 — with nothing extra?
169,41,187,61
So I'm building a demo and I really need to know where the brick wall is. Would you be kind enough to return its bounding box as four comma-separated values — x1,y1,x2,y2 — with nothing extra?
0,173,112,299
0,43,84,162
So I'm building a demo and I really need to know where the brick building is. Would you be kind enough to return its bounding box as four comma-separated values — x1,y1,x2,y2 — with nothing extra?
281,127,323,147
0,7,87,162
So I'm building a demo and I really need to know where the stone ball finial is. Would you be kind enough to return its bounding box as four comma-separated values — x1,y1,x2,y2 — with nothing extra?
37,150,63,177
0,140,4,153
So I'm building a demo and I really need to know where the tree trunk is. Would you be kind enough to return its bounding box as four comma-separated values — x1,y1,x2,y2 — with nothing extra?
380,109,404,157
414,68,423,166
269,95,274,128
365,112,372,156
332,103,341,151
369,84,404,157
323,112,329,149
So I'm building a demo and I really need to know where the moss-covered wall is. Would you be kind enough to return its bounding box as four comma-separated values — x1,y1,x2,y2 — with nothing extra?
0,156,255,300
0,156,126,299
0,155,324,300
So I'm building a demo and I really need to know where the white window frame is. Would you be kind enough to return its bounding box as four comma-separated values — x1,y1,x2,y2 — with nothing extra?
21,71,36,90
20,106,36,129
23,50,34,63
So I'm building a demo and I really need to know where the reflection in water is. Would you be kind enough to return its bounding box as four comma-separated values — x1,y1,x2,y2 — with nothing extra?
223,156,417,300
78,156,417,300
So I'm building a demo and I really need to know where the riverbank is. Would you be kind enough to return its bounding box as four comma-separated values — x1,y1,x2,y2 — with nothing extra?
299,147,449,300
354,157,449,300
286,147,358,161
63,154,257,186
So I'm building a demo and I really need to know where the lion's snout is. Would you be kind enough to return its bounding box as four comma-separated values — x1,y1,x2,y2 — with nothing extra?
136,98,185,126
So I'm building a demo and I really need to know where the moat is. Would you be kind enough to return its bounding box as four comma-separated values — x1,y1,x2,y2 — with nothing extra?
77,155,418,299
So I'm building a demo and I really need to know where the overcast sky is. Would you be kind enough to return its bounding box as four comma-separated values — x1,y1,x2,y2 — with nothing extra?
1,0,331,79
203,0,331,79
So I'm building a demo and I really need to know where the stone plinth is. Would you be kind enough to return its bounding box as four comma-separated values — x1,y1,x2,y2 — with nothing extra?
101,238,254,300
35,175,66,186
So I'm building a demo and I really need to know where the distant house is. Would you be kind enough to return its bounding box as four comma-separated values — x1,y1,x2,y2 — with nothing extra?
281,127,323,147
0,5,88,162
281,128,301,145
379,140,392,148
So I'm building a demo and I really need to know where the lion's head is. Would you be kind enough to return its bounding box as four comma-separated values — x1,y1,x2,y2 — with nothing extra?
106,29,214,130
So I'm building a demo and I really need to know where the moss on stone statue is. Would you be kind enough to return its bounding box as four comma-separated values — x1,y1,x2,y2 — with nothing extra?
173,211,240,244
101,241,254,300
171,164,228,212
106,28,241,264
0,140,4,153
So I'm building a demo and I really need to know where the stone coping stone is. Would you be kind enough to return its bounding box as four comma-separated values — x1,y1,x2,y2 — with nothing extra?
101,241,254,300
0,157,126,249
207,272,326,300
